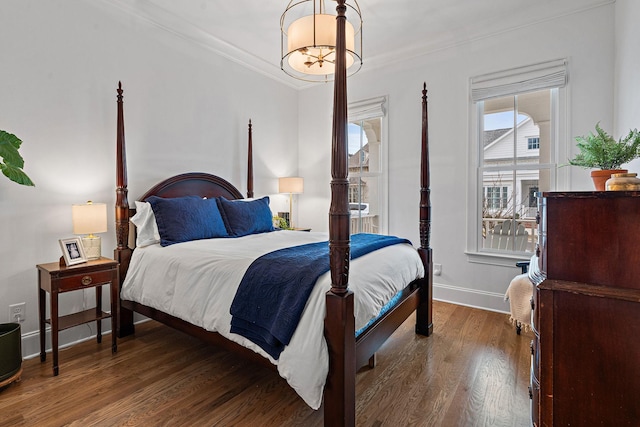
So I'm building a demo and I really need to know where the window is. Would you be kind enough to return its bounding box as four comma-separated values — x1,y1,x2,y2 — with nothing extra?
348,97,387,235
468,59,567,259
484,186,509,210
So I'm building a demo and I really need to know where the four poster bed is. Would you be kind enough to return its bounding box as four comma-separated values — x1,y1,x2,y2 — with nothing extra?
114,3,432,426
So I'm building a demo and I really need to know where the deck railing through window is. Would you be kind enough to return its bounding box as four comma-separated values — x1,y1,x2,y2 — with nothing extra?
351,214,378,234
482,217,537,252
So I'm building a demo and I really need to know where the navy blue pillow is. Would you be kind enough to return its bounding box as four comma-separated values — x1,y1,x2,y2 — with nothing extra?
147,195,228,246
217,196,274,237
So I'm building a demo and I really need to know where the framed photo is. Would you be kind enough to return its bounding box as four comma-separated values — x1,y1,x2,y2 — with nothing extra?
59,237,87,266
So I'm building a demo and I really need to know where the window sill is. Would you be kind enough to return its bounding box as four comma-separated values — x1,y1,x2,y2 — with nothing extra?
465,250,532,268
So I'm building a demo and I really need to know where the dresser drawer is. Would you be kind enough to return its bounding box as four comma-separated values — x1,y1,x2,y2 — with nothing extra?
57,269,114,292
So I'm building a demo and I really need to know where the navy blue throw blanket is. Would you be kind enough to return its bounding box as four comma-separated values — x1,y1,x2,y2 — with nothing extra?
230,233,411,359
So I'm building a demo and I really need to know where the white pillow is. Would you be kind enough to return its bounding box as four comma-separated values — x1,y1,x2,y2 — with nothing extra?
130,200,161,247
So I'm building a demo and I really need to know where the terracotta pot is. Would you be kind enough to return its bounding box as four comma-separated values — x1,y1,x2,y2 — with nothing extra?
590,169,627,191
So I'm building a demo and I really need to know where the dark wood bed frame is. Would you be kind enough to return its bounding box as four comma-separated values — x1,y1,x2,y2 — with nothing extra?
114,2,432,425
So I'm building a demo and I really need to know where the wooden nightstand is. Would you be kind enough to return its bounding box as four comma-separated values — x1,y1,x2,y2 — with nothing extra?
292,227,311,232
36,257,119,376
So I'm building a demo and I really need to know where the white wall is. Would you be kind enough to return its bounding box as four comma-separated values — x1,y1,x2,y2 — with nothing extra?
298,4,616,312
0,0,298,357
614,0,640,175
2,0,630,357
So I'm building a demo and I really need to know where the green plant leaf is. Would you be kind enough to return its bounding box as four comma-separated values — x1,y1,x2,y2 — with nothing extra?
272,215,291,230
568,123,640,170
0,130,22,149
1,164,35,186
0,136,25,169
0,130,34,186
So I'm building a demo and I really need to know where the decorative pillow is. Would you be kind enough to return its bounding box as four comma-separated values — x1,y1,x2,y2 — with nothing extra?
147,195,229,246
217,196,274,237
130,201,161,247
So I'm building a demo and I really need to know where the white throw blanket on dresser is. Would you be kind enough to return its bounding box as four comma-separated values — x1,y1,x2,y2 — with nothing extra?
504,273,534,331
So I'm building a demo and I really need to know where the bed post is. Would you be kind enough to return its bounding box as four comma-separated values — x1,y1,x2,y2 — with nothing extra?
247,119,254,199
416,83,433,336
324,1,356,426
114,82,134,337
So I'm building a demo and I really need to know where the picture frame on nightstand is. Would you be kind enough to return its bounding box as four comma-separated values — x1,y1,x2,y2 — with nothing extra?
59,237,87,266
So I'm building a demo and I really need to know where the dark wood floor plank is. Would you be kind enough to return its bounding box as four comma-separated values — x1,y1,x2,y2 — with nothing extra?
0,301,532,427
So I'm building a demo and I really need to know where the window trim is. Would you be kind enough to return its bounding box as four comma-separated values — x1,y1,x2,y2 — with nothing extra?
348,96,386,121
348,96,388,235
466,61,570,265
471,58,567,101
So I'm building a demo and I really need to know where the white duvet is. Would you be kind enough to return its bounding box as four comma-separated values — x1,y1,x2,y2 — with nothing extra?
121,230,424,409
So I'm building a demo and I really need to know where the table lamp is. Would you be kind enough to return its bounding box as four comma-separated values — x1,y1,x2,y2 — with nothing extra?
278,177,304,228
72,201,107,259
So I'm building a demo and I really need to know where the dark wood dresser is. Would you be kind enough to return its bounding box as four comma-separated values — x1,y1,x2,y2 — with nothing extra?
529,191,640,426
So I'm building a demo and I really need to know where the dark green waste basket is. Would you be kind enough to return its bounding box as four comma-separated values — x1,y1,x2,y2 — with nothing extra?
0,323,22,383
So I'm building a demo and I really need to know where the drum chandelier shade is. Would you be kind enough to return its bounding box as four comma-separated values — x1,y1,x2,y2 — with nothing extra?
281,0,363,83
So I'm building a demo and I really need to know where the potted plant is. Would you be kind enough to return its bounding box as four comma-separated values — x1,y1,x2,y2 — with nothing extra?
0,130,34,186
0,323,22,388
568,123,640,190
273,215,292,230
0,130,32,388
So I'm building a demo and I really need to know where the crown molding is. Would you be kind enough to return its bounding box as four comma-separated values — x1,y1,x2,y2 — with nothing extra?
98,0,614,90
359,0,615,77
100,0,306,90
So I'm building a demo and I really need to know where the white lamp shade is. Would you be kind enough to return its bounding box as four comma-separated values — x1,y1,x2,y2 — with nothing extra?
286,14,355,75
279,177,304,194
72,202,107,235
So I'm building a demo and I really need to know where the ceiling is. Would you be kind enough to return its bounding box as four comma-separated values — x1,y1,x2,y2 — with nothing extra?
107,0,612,88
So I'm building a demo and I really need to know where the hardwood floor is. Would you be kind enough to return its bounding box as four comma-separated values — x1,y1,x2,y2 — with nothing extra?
0,301,532,426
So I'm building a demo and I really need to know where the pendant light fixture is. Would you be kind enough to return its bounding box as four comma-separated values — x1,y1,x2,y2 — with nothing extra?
280,0,362,83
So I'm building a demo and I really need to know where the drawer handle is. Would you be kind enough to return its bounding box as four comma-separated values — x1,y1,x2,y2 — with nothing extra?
530,340,535,355
81,275,93,286
529,386,533,400
530,298,535,311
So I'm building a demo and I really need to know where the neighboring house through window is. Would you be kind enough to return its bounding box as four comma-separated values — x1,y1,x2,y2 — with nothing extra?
467,59,567,261
485,186,509,210
348,96,387,235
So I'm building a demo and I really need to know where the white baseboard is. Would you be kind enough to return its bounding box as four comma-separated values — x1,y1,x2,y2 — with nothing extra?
20,318,149,361
433,282,511,314
20,322,111,361
19,286,505,360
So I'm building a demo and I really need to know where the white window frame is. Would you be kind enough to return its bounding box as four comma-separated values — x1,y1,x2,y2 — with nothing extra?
348,96,388,235
527,137,540,150
484,186,509,210
466,59,569,266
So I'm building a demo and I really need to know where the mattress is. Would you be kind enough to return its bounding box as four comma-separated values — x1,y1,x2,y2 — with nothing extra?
121,230,424,409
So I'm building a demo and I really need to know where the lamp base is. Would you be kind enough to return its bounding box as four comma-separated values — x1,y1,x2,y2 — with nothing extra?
81,236,102,260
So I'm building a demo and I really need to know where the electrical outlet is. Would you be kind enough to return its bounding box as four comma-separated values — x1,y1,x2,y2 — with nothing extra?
9,302,26,323
433,263,442,276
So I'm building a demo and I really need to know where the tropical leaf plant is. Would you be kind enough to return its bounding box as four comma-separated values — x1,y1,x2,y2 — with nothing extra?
0,130,35,186
569,123,640,170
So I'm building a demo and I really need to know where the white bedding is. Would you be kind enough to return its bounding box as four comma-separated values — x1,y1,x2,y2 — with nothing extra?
121,230,424,409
